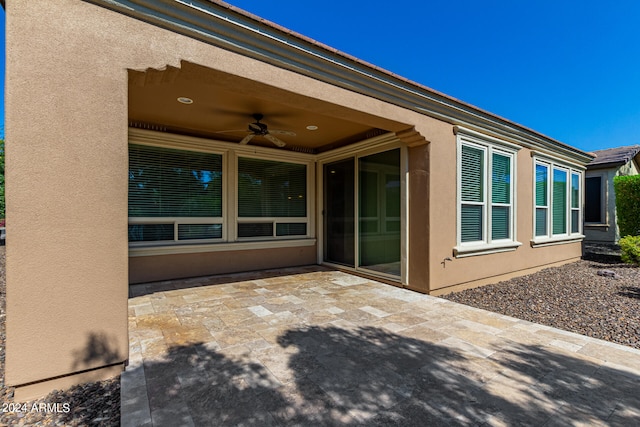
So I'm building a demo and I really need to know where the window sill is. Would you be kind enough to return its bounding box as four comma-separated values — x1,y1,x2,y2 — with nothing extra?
530,235,584,248
453,241,522,258
129,238,316,257
584,223,610,229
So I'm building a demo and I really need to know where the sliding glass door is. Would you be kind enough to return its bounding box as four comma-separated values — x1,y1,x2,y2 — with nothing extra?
358,149,401,276
323,148,401,277
324,159,355,266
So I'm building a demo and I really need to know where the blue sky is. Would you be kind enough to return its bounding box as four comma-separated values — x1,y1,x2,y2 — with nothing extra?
1,1,639,152
228,0,640,153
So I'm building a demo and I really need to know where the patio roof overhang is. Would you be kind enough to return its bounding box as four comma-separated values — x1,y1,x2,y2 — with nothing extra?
88,0,593,164
128,61,416,153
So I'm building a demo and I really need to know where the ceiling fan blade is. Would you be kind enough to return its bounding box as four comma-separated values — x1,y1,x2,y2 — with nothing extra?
239,134,255,145
269,129,296,137
215,129,247,134
264,133,287,147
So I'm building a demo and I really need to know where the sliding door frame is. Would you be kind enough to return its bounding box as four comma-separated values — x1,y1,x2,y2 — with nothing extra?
316,135,408,285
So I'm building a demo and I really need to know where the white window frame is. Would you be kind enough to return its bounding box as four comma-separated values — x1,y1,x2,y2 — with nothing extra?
128,129,315,256
128,143,227,247
454,127,521,257
531,156,584,246
570,171,581,234
235,153,311,242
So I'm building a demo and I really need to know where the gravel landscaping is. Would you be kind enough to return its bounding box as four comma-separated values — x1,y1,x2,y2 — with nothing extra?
443,252,640,350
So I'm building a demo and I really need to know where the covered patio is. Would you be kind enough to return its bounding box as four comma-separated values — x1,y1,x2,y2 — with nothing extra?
122,267,640,426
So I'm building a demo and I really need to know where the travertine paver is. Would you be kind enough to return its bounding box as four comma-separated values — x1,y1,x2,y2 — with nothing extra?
122,266,640,426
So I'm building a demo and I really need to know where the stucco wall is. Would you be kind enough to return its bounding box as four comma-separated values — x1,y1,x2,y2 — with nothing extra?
6,0,134,395
407,144,430,293
130,245,317,284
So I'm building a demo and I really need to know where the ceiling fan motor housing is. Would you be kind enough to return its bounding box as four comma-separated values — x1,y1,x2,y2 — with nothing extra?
248,121,268,135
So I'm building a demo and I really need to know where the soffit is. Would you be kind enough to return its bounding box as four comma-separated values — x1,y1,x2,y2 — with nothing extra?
129,62,409,153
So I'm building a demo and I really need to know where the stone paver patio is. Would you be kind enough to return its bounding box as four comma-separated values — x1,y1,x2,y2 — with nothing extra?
122,266,640,426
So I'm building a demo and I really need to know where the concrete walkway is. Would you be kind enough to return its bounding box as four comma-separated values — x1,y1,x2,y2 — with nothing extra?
122,266,640,426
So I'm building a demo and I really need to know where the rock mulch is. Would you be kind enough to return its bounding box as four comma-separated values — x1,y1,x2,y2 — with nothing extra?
443,254,640,350
0,247,120,426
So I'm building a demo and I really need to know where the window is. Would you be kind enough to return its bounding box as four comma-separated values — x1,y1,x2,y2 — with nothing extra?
552,168,568,234
128,144,223,243
571,172,580,233
237,157,307,238
128,140,312,248
585,176,604,223
535,163,549,236
456,129,520,256
533,158,583,243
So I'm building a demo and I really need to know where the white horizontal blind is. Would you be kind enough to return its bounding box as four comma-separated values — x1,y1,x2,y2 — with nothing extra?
535,163,548,237
552,168,568,235
237,157,307,238
460,144,485,243
491,152,511,240
128,144,223,242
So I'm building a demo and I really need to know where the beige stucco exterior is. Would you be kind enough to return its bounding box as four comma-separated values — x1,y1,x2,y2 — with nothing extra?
130,245,318,284
5,0,591,399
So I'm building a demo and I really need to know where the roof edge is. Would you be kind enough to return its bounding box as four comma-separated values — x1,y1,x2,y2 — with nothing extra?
82,0,593,164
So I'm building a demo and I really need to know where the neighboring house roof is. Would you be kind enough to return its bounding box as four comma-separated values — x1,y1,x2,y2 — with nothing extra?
587,145,640,169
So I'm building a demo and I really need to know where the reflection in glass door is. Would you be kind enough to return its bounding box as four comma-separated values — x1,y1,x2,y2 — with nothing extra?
323,149,401,277
359,149,401,276
324,159,355,267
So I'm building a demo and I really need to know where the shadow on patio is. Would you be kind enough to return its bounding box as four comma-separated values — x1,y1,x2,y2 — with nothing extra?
124,325,640,426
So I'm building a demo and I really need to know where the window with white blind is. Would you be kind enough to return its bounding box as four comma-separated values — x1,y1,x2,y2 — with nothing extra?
455,130,520,257
533,158,583,244
237,157,308,239
128,143,311,247
128,144,223,244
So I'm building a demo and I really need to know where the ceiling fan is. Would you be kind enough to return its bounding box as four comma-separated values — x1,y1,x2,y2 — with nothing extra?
219,113,295,147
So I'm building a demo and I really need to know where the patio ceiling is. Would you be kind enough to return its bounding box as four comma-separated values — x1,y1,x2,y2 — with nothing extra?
129,61,411,153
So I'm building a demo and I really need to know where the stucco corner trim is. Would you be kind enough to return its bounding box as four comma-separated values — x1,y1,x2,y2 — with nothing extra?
453,241,522,258
530,235,585,248
129,238,317,257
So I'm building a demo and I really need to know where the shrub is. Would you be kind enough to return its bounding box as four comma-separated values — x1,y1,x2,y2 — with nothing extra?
619,235,640,266
614,175,640,237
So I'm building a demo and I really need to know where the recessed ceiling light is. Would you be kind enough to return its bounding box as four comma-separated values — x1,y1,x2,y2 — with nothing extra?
306,125,318,131
177,97,193,104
